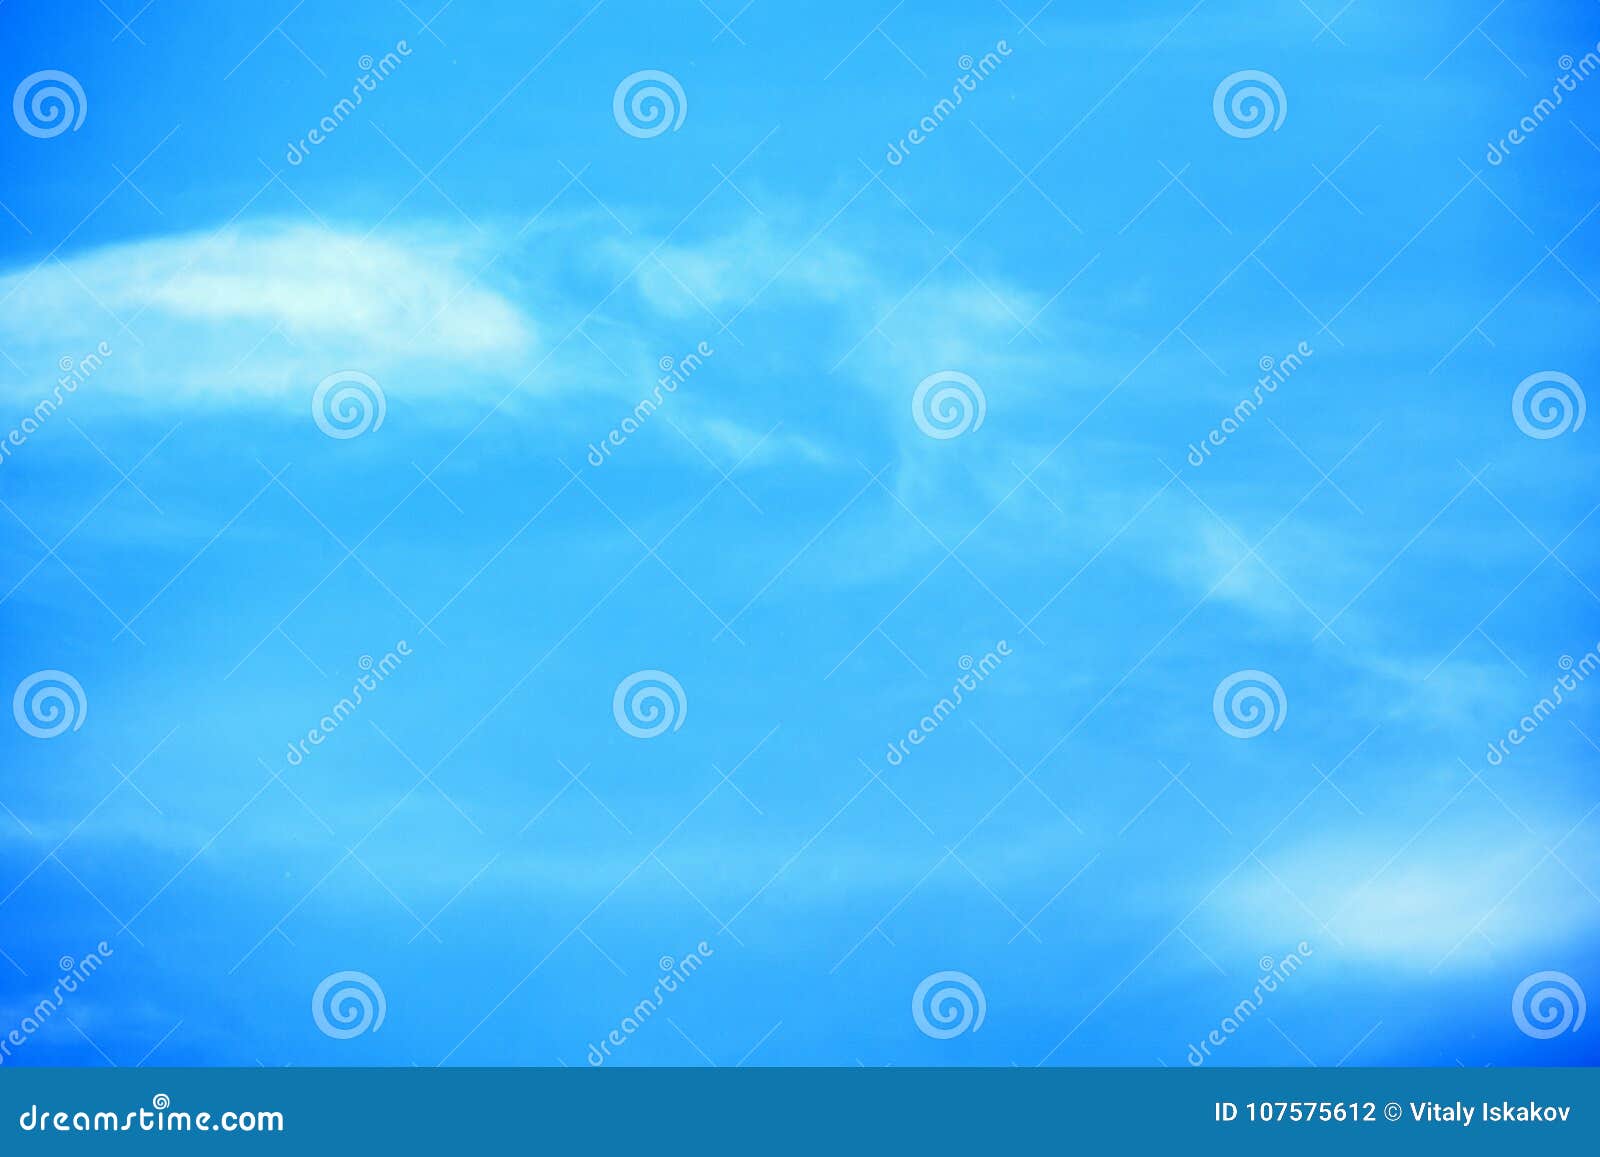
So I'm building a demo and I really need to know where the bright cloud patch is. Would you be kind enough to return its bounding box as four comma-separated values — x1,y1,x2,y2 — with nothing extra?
0,223,534,404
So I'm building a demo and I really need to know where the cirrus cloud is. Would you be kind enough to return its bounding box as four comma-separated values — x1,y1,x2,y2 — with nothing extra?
0,222,535,403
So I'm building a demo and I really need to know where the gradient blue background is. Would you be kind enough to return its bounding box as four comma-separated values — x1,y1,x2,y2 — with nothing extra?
0,0,1597,1067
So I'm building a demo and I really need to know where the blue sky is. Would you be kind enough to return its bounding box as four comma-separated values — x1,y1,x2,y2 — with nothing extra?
1,0,1598,1067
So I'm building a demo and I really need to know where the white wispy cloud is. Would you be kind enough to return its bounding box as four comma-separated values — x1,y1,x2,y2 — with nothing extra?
0,222,534,403
0,210,1075,492
1207,831,1598,971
